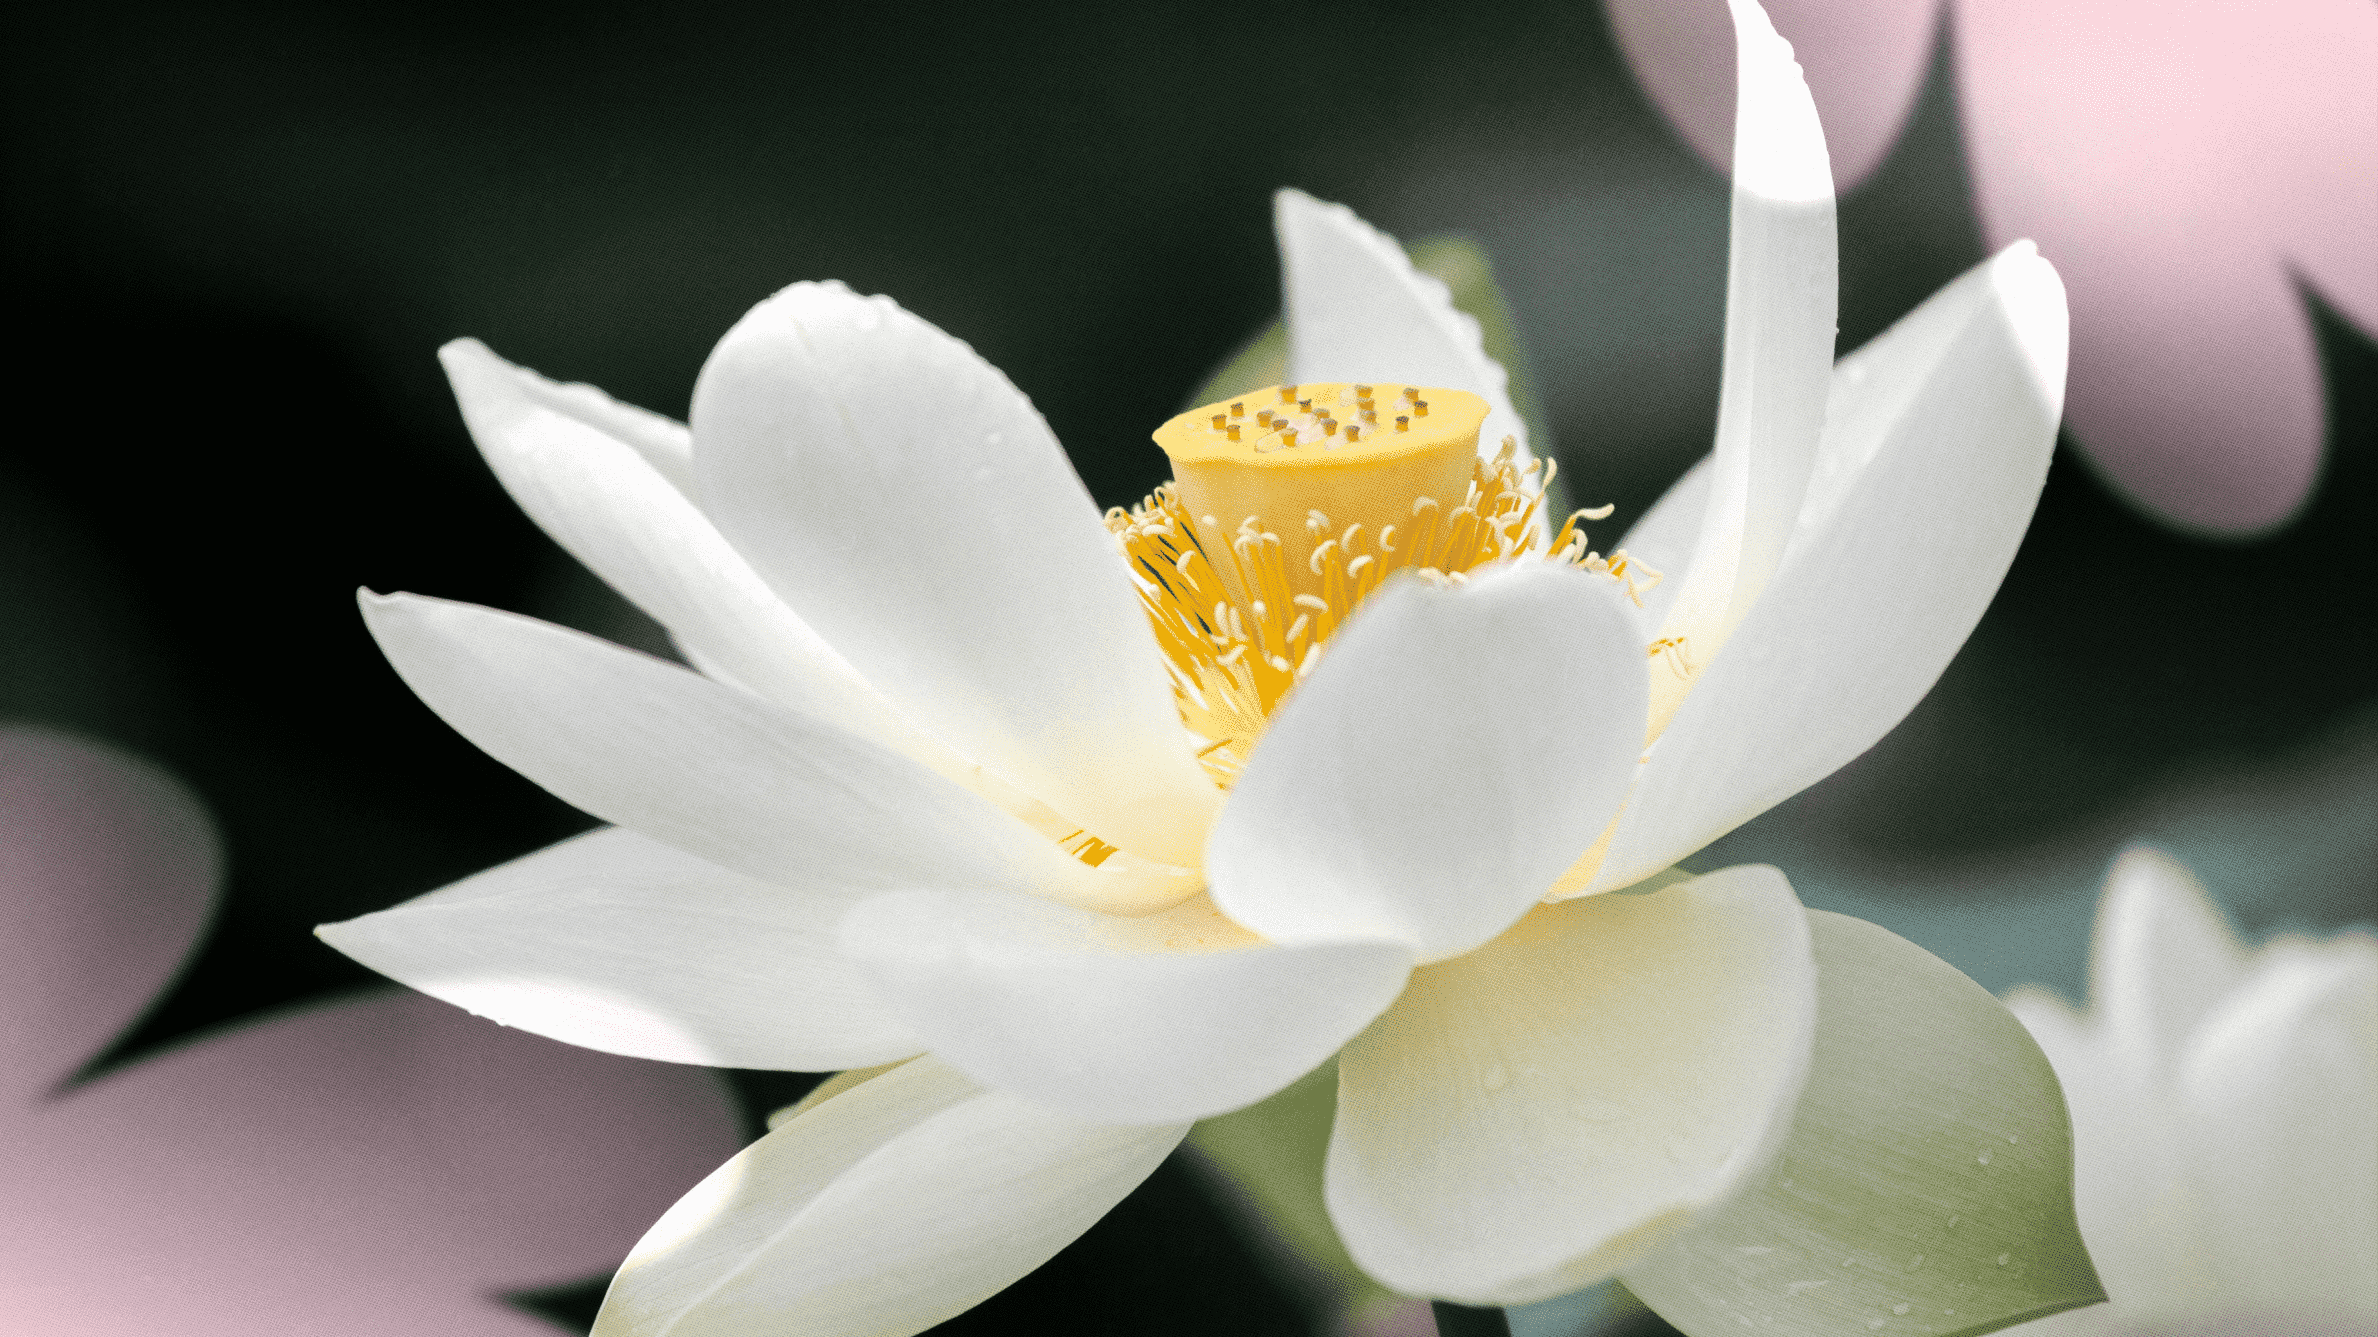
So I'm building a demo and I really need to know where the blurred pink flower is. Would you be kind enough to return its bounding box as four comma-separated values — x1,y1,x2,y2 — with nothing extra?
0,726,741,1335
1607,0,2378,535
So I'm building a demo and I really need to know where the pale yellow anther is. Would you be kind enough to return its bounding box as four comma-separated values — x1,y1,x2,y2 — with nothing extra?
1230,401,1245,418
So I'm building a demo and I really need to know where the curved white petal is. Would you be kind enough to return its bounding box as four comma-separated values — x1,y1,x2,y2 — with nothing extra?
1656,0,1838,701
437,340,992,792
839,890,1412,1124
593,1057,1187,1337
689,281,1217,866
1594,243,2066,890
439,338,699,495
1277,189,1530,472
1615,452,1713,634
1209,564,1648,962
359,592,1114,909
2179,938,2378,1320
1327,866,1817,1304
2090,846,2247,1074
318,827,921,1071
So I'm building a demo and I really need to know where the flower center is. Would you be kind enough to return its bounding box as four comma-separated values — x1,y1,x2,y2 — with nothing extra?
1110,383,1658,787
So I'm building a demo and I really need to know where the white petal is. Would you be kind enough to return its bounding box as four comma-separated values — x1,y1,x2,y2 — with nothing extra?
359,592,1113,908
318,827,921,1071
838,890,1412,1124
1276,189,1531,471
689,281,1217,866
1209,564,1648,962
2179,937,2378,1320
2089,845,2247,1075
439,338,699,495
1615,452,1713,633
1594,243,2066,890
437,340,985,790
594,1057,1187,1337
2006,983,2188,1312
1655,0,1838,692
1326,866,1816,1305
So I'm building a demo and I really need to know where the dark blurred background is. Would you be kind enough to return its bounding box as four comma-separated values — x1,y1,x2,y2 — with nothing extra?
5,1,2371,1332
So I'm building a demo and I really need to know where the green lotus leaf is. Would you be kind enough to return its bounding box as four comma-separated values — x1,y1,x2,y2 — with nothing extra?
1623,911,2104,1337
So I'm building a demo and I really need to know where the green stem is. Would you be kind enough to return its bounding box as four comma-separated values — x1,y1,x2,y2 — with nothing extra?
1430,1300,1512,1337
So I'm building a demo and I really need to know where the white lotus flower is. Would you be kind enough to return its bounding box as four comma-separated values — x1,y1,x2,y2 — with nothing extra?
319,2,2079,1330
2005,848,2378,1337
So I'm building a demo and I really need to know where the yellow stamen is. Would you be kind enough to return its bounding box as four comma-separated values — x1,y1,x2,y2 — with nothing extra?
1117,396,1654,788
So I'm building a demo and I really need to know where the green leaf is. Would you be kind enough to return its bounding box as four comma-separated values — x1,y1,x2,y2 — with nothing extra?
1187,1057,1402,1316
1622,911,2105,1337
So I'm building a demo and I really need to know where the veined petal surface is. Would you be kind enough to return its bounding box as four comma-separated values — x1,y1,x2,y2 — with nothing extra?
318,827,921,1072
1209,564,1647,963
690,281,1217,866
1277,189,1529,469
438,340,975,787
359,593,1111,908
839,890,1412,1124
1624,911,2102,1336
1327,866,1817,1305
1596,243,2066,891
1657,0,1837,684
594,1057,1187,1337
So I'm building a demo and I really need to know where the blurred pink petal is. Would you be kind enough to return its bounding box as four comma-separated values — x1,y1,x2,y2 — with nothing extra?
1610,0,2378,536
0,727,217,1096
0,728,742,1334
1959,0,2378,533
1605,0,1941,193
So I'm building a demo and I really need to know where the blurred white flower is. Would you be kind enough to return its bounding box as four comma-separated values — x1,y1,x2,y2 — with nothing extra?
2006,847,2378,1335
319,2,2082,1331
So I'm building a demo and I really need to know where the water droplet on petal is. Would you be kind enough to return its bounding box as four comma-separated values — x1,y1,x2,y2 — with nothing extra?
1976,1149,1993,1165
